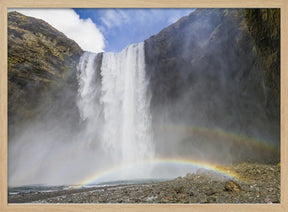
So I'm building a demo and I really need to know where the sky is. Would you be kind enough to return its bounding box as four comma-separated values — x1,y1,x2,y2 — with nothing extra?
9,8,195,52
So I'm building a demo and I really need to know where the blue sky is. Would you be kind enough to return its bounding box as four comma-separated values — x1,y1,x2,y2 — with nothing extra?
11,8,195,53
74,9,195,52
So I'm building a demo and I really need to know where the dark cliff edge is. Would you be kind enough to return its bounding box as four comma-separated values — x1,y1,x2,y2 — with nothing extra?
245,9,280,120
8,9,280,164
145,9,280,163
8,12,83,136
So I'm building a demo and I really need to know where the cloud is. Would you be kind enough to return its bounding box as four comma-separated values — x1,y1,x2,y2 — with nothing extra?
96,9,195,52
100,9,194,31
101,9,131,29
9,9,105,53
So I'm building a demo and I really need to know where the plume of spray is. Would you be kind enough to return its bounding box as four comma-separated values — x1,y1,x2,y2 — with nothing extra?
144,8,280,165
9,42,156,186
8,9,280,187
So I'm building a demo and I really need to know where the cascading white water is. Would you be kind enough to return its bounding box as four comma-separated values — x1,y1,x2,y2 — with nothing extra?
77,52,102,146
77,42,154,171
77,52,98,121
101,42,154,164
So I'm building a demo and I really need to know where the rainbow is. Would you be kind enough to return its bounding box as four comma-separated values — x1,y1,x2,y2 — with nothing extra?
10,124,278,186
78,126,279,186
78,157,240,186
154,125,279,154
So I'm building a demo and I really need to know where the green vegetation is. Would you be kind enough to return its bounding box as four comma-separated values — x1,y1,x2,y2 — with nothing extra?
8,11,83,127
245,9,280,118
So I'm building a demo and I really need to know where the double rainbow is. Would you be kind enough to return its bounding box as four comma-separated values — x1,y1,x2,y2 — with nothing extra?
78,126,279,186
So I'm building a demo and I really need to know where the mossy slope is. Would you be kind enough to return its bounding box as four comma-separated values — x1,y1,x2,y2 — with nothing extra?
8,11,83,128
245,9,280,118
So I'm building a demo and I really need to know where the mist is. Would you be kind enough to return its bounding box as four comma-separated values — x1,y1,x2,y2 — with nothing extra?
8,9,280,187
145,8,279,165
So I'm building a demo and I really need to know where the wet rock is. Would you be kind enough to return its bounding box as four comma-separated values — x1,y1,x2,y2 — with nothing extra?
173,184,184,194
185,173,194,179
224,180,241,192
207,197,217,203
205,189,217,196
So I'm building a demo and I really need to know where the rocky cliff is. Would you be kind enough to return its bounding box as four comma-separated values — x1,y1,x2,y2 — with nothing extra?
8,9,280,163
145,9,280,163
8,12,83,131
245,9,280,119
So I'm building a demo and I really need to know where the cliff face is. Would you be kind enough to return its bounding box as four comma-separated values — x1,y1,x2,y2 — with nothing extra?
8,10,279,163
8,12,83,129
145,9,280,163
245,9,280,119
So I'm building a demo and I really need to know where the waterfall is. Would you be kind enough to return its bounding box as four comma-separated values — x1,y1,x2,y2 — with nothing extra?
101,42,154,163
77,42,154,167
77,52,102,146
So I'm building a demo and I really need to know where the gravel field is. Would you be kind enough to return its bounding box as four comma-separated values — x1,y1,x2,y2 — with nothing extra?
8,163,280,204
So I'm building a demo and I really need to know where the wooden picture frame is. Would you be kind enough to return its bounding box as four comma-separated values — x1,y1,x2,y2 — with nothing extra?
0,0,287,211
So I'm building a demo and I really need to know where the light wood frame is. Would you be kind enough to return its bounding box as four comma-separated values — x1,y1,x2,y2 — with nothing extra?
0,0,287,211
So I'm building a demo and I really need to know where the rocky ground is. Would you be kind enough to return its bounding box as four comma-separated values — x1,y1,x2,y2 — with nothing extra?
8,163,280,204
